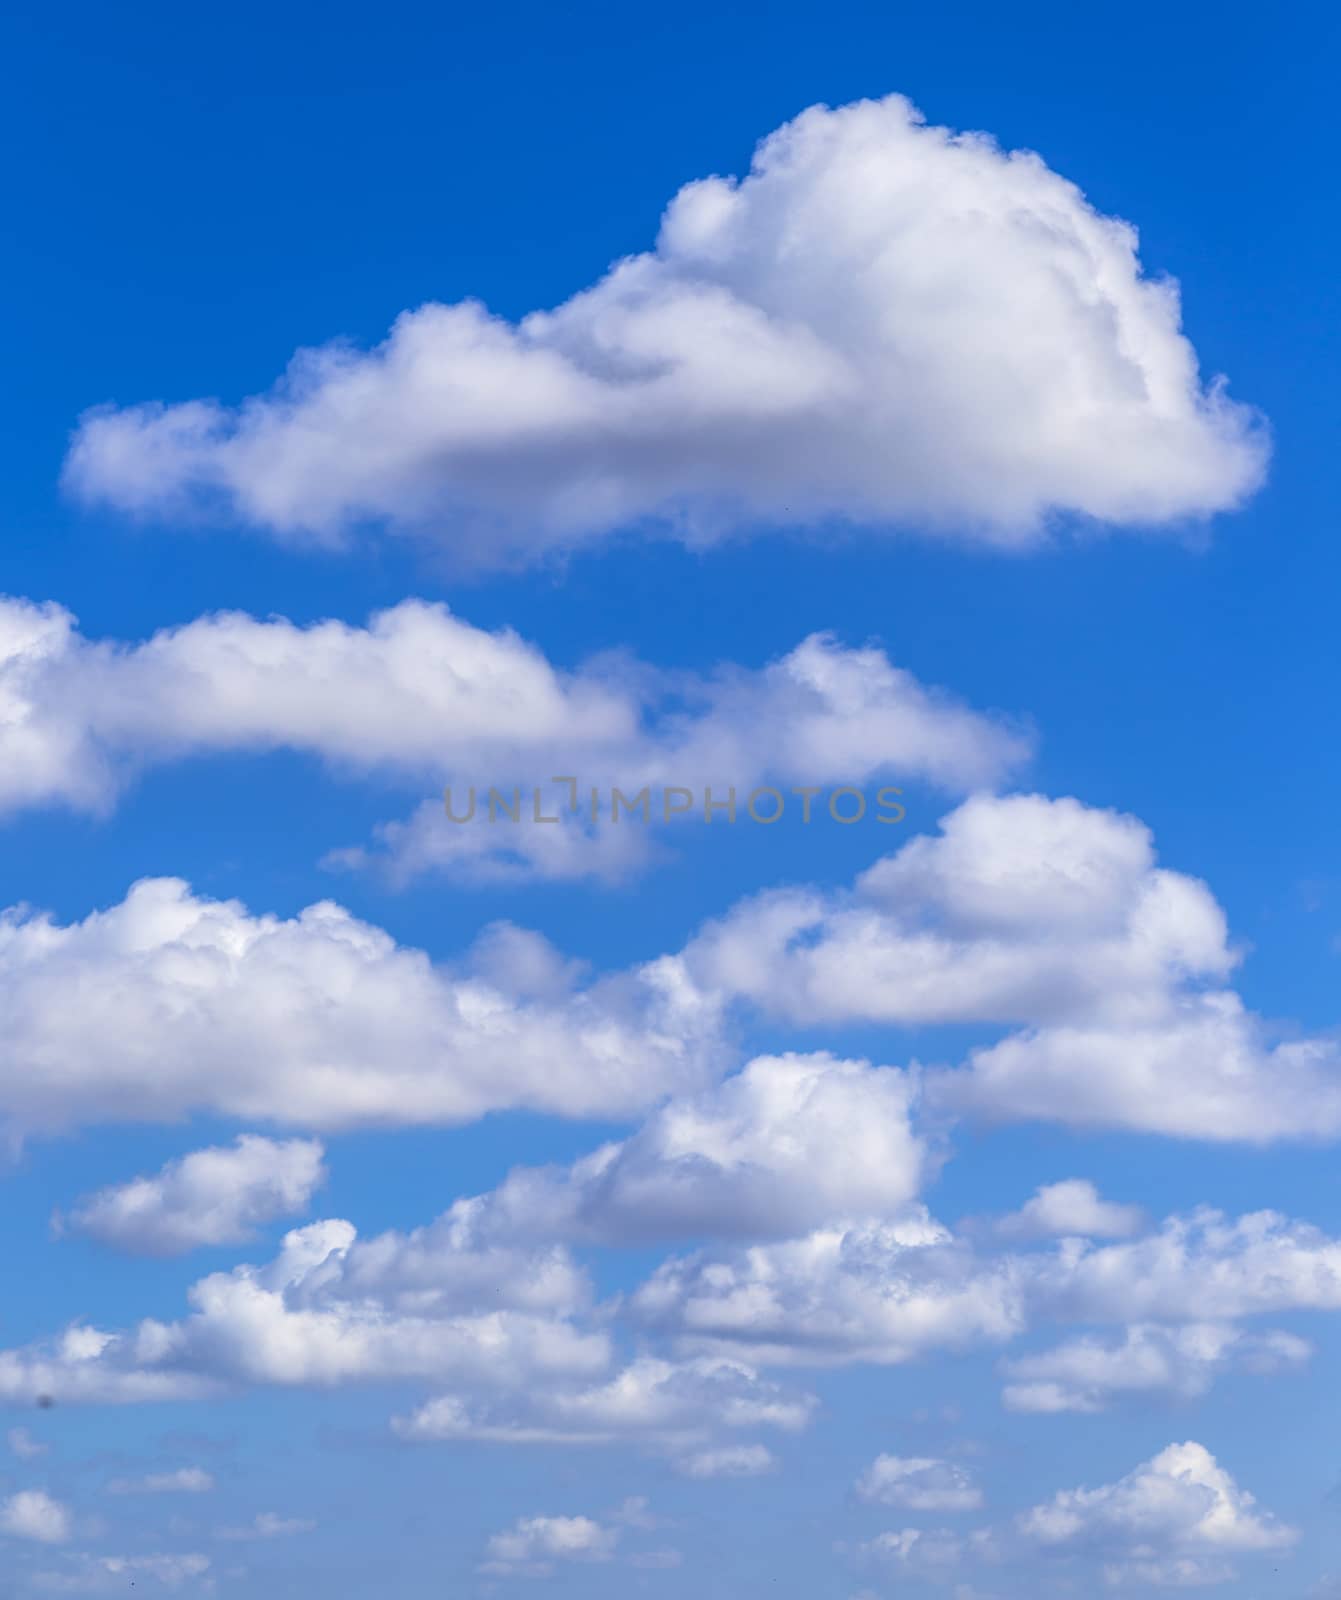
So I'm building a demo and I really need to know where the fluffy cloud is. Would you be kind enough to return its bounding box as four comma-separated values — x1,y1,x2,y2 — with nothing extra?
944,992,1341,1140
1028,1208,1341,1324
467,1052,930,1245
1018,1441,1295,1576
31,787,1321,1178
856,1526,991,1580
850,1444,1293,1591
993,1180,1145,1241
66,97,1264,563
676,790,1341,1143
631,1211,1027,1366
0,1216,607,1408
0,597,1024,873
682,792,1233,1029
480,1514,617,1577
630,1202,1341,1385
67,1136,326,1254
0,877,718,1136
856,1454,983,1512
1,1490,72,1544
1001,1324,1311,1414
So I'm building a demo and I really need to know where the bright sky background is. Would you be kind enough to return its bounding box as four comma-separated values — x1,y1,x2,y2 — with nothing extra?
2,2,1340,1595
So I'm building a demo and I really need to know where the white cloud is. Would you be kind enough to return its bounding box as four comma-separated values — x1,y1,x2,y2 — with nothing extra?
632,1212,1026,1367
8,1426,47,1460
682,793,1233,1029
66,96,1264,562
0,877,719,1137
0,1326,212,1407
847,1446,1292,1591
480,1514,617,1577
1017,1441,1295,1564
859,1526,980,1576
675,791,1341,1144
470,1052,930,1245
943,992,1341,1141
1001,1324,1311,1413
394,1355,814,1454
1,1489,72,1544
106,1467,215,1495
856,1454,983,1512
0,597,1025,882
1027,1208,1341,1324
68,1136,326,1254
993,1180,1144,1241
0,1216,607,1408
630,1202,1341,1382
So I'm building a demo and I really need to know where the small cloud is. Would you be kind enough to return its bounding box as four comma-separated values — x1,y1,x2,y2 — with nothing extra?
217,1511,314,1540
677,1444,777,1479
2,1489,73,1544
107,1467,214,1496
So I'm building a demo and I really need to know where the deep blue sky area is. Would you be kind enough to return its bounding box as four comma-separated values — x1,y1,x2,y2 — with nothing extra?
2,4,1340,1596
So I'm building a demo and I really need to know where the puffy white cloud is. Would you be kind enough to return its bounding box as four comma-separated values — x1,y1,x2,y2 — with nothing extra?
1017,1441,1295,1565
856,1454,983,1512
0,597,1024,828
480,1513,618,1577
105,1467,214,1495
944,992,1341,1141
312,1204,591,1328
1028,1208,1341,1325
469,1052,930,1245
629,1200,1341,1384
682,793,1233,1029
0,877,719,1137
0,594,627,816
674,790,1341,1144
632,1212,1026,1366
67,1136,326,1254
1001,1324,1311,1414
1,1489,72,1544
66,96,1264,562
0,1216,607,1408
993,1180,1145,1241
148,1218,606,1388
848,1446,1291,1590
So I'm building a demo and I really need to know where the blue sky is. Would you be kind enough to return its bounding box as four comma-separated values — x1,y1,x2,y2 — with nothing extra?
2,1,1340,1594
